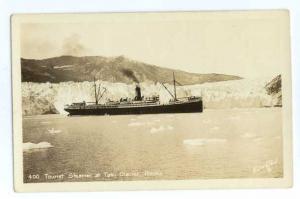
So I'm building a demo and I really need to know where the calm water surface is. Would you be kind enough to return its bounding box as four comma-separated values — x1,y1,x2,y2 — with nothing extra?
23,108,283,183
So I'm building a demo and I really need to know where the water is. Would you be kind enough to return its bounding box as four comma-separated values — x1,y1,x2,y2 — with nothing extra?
23,108,283,183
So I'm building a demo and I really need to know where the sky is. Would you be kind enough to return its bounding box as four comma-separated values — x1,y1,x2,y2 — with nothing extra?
20,11,290,78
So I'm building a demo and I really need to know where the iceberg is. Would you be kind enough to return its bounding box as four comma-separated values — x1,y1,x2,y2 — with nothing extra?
23,142,54,151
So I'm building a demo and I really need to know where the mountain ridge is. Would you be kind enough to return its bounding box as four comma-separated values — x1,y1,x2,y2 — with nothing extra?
21,55,242,84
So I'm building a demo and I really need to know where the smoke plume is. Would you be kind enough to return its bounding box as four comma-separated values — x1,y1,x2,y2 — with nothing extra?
121,69,139,83
62,34,86,56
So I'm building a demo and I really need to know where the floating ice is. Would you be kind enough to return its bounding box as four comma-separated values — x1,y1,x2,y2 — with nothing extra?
128,120,156,127
40,121,51,124
274,136,281,140
183,138,227,146
150,126,164,133
203,119,211,124
128,122,144,127
166,125,174,130
228,116,241,120
254,137,263,142
152,119,161,123
150,125,174,133
47,128,62,134
53,65,74,69
211,126,220,131
241,133,256,138
23,142,54,151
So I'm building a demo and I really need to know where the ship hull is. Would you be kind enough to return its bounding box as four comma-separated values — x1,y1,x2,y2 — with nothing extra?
65,100,203,116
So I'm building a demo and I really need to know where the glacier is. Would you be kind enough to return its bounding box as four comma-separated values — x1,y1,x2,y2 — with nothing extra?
22,77,278,116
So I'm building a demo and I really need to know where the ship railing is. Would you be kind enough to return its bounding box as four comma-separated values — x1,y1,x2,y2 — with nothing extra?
68,102,160,109
86,102,98,105
172,96,201,101
165,97,201,104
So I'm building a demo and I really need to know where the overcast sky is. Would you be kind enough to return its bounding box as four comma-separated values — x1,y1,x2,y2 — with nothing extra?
20,11,290,78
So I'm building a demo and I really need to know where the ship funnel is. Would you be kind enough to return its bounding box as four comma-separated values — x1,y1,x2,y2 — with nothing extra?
135,84,142,101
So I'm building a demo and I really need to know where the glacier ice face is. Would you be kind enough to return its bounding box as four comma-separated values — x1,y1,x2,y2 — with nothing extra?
22,77,275,116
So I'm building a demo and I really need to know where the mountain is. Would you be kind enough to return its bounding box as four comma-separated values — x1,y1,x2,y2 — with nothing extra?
21,55,242,84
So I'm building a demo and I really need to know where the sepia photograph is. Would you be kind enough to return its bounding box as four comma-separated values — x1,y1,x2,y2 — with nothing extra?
12,10,292,191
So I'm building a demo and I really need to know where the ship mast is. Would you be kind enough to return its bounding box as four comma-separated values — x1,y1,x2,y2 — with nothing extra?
173,72,177,101
161,72,179,101
161,83,175,100
94,77,107,104
94,77,98,105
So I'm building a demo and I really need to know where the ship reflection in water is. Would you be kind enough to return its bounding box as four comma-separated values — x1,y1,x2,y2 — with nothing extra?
64,72,203,116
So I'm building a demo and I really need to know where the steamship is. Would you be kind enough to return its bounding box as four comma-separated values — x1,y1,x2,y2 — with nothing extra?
64,73,203,116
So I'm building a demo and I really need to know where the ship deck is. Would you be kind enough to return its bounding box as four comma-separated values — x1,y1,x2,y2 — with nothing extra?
65,98,201,110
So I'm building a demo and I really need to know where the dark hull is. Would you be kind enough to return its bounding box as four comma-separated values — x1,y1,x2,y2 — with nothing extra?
65,100,203,116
